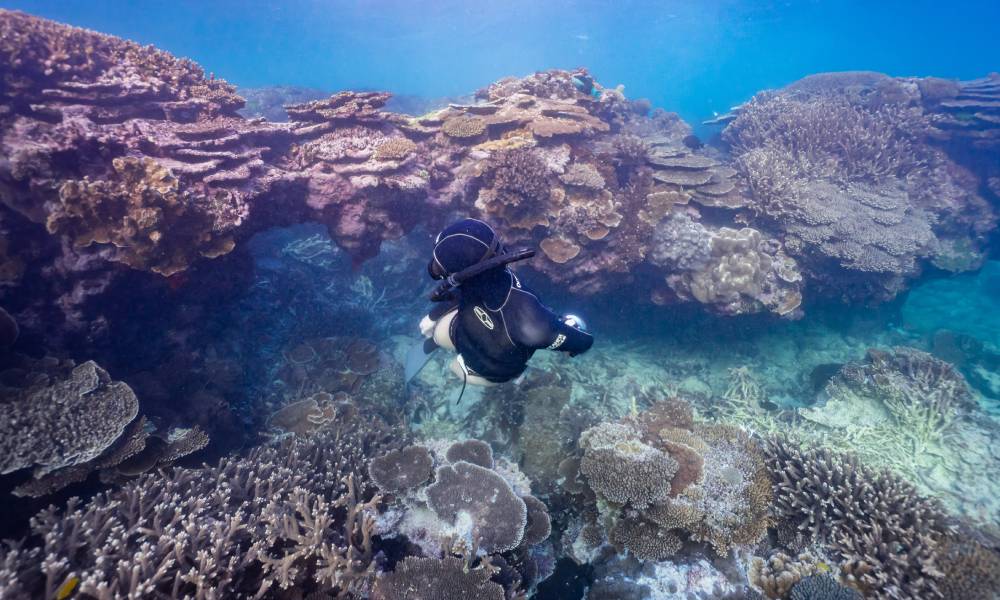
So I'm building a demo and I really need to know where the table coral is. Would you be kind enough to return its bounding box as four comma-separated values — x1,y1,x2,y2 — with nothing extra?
0,359,138,476
427,461,529,553
373,556,505,600
368,445,434,493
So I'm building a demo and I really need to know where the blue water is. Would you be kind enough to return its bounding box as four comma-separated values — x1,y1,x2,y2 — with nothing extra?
6,0,1000,125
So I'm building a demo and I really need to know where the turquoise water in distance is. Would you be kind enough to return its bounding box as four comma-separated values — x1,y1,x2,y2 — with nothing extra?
5,0,1000,126
903,261,1000,349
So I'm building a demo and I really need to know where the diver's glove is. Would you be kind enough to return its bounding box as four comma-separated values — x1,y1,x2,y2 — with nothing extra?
561,314,592,357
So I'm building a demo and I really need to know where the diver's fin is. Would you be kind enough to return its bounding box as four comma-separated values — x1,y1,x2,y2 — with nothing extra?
404,337,438,386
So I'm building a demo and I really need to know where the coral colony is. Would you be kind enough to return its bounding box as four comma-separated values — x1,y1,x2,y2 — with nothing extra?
1,9,1000,600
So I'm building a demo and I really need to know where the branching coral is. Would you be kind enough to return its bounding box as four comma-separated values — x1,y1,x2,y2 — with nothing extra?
764,437,950,600
801,347,976,472
0,404,405,598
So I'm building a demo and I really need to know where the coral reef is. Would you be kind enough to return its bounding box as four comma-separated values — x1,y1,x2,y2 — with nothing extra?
579,422,678,508
764,437,951,600
370,438,550,564
0,356,208,497
0,401,405,598
368,445,434,493
724,73,997,301
373,556,506,600
789,575,863,600
935,538,1000,600
6,10,998,344
565,399,772,566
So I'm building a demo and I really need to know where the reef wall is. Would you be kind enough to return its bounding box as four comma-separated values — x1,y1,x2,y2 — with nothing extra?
2,10,998,359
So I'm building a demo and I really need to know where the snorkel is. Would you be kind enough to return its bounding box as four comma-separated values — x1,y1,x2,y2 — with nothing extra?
430,247,536,302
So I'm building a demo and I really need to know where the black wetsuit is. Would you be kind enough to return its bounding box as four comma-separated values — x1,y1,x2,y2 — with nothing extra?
433,267,593,382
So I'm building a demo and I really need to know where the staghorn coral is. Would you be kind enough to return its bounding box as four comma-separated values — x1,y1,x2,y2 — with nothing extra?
802,347,976,469
764,437,950,600
0,401,405,598
373,556,505,600
426,461,529,554
368,445,434,493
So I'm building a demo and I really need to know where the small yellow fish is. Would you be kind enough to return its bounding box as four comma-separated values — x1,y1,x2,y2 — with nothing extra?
816,561,832,573
55,576,79,600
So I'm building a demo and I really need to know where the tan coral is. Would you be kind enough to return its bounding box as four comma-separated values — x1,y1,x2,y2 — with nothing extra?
540,235,582,263
48,157,242,276
372,137,417,161
442,115,487,139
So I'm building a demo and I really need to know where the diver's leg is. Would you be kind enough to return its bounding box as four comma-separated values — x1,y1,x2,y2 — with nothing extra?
449,356,497,386
432,309,457,351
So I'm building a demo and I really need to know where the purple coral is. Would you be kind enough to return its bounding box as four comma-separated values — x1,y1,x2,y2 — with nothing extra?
373,556,505,600
445,439,495,469
426,461,528,554
369,445,434,493
0,360,139,477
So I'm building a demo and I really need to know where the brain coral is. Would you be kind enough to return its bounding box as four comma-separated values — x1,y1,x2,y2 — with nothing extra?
426,461,528,553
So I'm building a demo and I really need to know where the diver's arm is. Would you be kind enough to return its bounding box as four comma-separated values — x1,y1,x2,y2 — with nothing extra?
508,290,593,356
546,316,593,356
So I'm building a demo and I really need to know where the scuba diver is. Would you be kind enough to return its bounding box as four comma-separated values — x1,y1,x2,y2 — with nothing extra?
405,218,593,397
